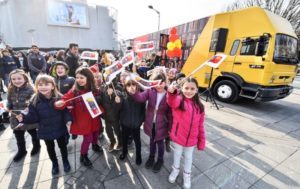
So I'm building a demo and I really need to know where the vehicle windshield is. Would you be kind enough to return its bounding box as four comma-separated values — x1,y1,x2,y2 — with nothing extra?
273,34,299,64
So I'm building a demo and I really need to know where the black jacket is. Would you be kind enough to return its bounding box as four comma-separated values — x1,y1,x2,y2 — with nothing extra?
65,52,79,77
96,88,121,123
119,92,145,128
55,75,75,94
23,94,72,140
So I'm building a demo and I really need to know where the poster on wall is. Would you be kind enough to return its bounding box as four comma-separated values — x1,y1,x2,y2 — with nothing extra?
47,0,89,28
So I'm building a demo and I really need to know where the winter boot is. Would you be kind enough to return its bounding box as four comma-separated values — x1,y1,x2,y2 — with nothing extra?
13,142,27,162
80,154,92,167
52,160,59,175
145,155,155,169
183,171,191,189
63,158,71,173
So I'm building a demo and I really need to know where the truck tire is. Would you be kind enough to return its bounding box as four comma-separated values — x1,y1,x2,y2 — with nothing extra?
213,80,239,103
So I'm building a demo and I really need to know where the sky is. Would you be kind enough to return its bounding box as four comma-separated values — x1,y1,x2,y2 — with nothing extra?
87,0,237,40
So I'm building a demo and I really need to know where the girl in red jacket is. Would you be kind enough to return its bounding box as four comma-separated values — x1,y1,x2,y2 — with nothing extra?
55,67,102,167
167,77,205,189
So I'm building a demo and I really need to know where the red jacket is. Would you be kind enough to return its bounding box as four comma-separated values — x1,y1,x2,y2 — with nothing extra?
58,89,102,135
167,92,206,150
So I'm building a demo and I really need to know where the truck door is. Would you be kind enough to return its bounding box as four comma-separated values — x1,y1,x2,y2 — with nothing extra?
232,37,266,84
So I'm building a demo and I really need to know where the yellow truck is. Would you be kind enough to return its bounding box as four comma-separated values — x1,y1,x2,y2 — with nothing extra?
182,7,299,102
132,7,299,103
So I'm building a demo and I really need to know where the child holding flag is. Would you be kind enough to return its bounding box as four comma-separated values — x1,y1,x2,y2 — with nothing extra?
131,72,172,173
55,67,103,167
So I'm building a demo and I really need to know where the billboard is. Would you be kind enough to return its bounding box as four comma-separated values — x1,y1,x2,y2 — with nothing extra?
47,0,89,28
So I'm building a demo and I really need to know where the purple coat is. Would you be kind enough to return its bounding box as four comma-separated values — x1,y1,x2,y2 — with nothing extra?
132,89,172,141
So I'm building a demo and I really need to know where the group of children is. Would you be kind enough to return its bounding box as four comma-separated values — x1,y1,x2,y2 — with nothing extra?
4,60,205,189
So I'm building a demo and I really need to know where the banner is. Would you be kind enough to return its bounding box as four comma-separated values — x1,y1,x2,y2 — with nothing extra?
135,41,155,52
81,92,102,118
205,54,227,68
129,73,161,90
80,51,99,60
104,51,134,84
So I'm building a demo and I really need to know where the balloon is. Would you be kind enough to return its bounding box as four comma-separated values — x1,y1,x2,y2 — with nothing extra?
167,42,175,51
169,35,179,42
170,27,177,35
174,39,182,49
166,50,175,57
173,48,182,57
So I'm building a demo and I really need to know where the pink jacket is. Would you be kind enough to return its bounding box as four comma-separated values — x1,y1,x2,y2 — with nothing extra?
167,92,206,150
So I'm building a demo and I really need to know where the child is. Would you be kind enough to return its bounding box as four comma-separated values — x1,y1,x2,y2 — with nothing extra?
55,67,102,167
167,68,177,85
16,75,72,174
118,78,145,165
6,69,40,162
132,72,171,173
175,72,186,84
167,77,205,189
50,61,75,95
96,84,122,152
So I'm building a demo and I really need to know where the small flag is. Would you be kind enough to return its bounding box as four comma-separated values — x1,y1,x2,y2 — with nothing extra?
81,92,102,118
104,51,134,84
135,41,155,52
205,54,227,68
129,73,161,90
80,51,99,61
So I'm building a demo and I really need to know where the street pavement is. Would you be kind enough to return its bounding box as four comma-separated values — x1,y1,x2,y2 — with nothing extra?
0,78,300,189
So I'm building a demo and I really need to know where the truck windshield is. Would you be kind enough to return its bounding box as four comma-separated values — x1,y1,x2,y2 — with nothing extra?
273,34,298,64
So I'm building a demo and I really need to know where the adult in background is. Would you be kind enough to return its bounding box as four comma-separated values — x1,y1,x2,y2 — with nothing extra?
27,44,47,82
0,49,20,86
16,51,29,73
65,43,79,77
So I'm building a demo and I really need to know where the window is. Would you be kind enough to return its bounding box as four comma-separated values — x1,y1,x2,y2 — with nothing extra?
273,34,298,64
230,40,240,56
240,39,257,55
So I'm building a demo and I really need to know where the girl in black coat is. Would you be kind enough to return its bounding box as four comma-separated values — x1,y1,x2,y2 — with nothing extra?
118,78,145,165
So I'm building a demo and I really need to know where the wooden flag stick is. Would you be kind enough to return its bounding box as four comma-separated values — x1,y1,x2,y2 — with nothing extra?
111,82,117,96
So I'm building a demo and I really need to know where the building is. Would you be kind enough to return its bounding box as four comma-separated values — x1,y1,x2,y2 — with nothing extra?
0,0,118,50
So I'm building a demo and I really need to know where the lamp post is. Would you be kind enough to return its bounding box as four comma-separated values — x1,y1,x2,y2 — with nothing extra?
148,5,160,31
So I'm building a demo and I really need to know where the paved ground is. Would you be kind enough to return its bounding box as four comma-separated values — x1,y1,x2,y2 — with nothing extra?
0,78,300,189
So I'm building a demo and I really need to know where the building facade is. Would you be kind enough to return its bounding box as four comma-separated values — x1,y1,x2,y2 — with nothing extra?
0,0,118,50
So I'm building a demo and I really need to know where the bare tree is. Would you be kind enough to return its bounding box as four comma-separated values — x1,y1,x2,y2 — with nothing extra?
226,0,300,38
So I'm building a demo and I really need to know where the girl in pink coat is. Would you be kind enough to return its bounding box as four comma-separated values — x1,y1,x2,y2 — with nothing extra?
167,77,205,189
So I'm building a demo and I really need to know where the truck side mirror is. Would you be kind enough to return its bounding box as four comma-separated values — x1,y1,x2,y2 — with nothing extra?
256,36,269,56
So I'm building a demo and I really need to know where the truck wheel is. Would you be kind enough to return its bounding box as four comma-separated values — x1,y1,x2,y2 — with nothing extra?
213,80,239,103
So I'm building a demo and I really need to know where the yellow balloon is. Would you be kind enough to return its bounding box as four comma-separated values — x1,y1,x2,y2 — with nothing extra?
167,42,175,51
174,39,182,49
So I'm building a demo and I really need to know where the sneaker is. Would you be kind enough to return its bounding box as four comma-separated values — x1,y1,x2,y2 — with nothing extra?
152,159,164,173
168,166,180,183
145,156,155,169
183,171,191,189
119,153,127,160
80,154,92,167
0,124,5,132
92,144,103,153
63,159,71,173
13,150,27,162
107,143,115,152
115,144,122,151
52,161,59,175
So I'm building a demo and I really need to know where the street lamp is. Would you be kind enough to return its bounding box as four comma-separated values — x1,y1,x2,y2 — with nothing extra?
148,5,160,31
